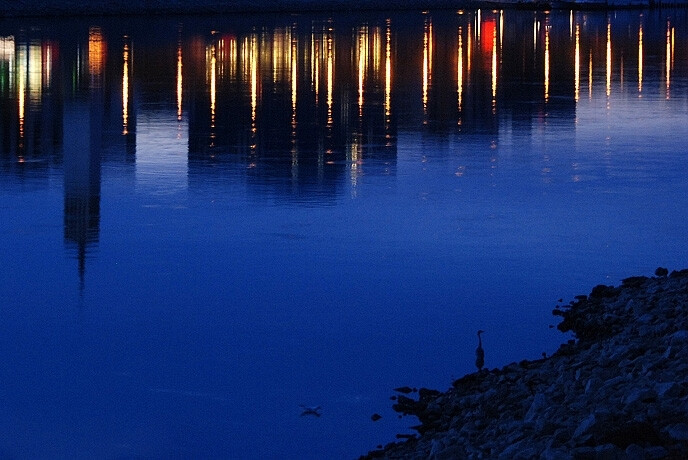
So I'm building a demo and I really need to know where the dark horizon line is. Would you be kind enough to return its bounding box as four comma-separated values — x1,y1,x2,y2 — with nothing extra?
0,0,663,20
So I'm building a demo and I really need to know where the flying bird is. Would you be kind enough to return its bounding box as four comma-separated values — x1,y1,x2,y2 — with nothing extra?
475,330,485,371
299,405,322,417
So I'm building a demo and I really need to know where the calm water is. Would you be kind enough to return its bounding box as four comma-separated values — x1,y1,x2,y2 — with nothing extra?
1,8,687,458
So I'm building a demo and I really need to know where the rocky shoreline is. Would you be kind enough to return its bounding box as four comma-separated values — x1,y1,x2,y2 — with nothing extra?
363,269,688,459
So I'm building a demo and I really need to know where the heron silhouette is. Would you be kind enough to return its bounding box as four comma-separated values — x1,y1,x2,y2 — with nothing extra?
475,330,485,371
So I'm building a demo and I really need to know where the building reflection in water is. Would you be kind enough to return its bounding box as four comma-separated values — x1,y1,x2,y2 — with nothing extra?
63,27,104,287
0,10,686,280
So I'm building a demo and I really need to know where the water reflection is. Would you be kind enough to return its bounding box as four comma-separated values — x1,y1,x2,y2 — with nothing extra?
0,10,687,279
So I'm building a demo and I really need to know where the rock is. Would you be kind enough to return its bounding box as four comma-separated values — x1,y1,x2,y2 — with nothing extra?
669,329,688,344
655,267,669,277
524,393,547,423
540,447,573,460
665,422,688,441
594,444,625,460
624,444,645,460
371,413,382,421
644,446,669,459
573,414,597,439
361,271,688,460
655,381,682,398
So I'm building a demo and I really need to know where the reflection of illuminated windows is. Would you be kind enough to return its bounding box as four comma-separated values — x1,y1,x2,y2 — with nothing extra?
88,27,105,88
0,36,15,96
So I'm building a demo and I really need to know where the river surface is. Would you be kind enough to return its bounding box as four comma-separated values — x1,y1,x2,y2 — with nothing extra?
1,8,687,459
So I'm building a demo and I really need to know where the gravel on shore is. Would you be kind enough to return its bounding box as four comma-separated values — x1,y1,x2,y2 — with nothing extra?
363,269,688,459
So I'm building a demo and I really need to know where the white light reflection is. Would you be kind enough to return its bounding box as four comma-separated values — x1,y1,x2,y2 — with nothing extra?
385,20,391,119
544,22,550,102
574,24,580,102
458,26,463,115
123,41,130,134
666,20,671,99
638,23,643,95
606,22,611,98
177,42,183,121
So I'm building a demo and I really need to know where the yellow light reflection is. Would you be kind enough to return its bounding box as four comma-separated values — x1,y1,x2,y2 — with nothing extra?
358,27,367,115
544,24,550,102
574,24,580,102
491,24,497,107
123,41,129,134
28,41,41,107
666,21,671,98
177,42,183,121
17,43,26,146
291,35,297,134
606,22,611,97
326,33,333,127
385,22,391,118
589,50,593,100
210,44,216,133
458,27,463,114
467,23,472,76
638,23,643,94
88,27,104,88
312,32,319,102
250,35,258,145
423,18,431,121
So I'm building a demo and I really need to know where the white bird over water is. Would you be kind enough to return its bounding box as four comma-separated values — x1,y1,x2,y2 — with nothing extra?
299,405,322,417
476,330,485,371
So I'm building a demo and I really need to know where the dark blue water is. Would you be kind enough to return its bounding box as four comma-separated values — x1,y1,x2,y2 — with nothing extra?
1,9,687,458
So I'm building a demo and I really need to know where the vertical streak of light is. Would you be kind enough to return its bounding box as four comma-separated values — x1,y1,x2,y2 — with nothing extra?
467,23,472,75
575,24,580,102
44,44,51,90
385,21,391,118
123,42,129,134
533,18,537,53
638,23,643,95
606,22,611,98
326,33,333,127
423,19,430,121
570,10,574,38
291,36,297,120
177,42,183,121
28,41,41,106
210,45,216,133
666,20,671,98
499,10,503,50
491,25,497,108
358,28,365,115
313,33,319,103
589,50,593,99
291,33,298,166
250,35,257,145
477,9,481,41
17,42,26,148
458,27,463,114
88,27,104,89
544,24,549,102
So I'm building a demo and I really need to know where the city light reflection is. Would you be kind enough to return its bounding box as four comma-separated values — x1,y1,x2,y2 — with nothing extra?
606,22,612,97
177,42,182,121
638,23,643,95
575,24,580,102
458,26,463,114
123,41,130,134
88,27,104,89
385,21,391,119
544,21,550,102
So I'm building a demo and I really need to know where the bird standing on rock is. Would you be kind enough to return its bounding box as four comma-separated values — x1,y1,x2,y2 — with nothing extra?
475,330,485,371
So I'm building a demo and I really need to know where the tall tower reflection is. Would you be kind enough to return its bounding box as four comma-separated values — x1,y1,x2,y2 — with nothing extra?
63,27,104,288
